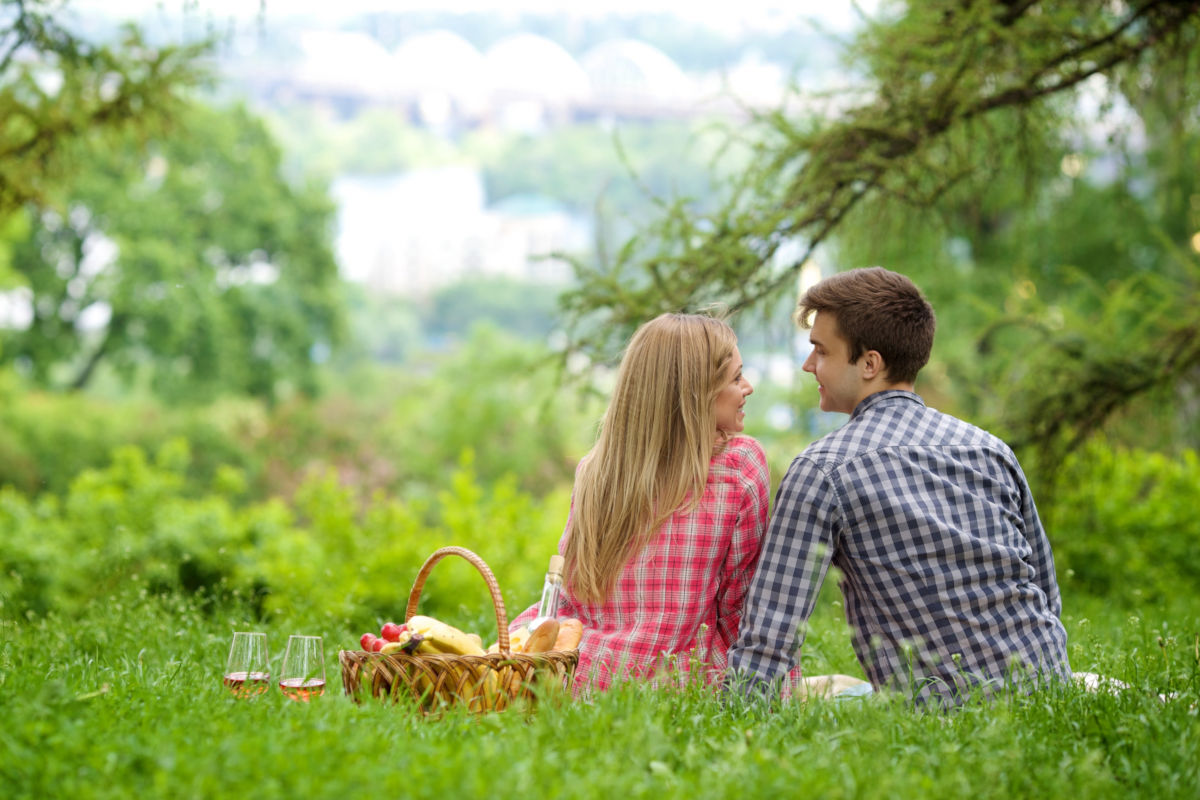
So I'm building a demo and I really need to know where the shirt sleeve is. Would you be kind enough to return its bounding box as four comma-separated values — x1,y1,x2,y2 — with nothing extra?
712,440,770,656
726,454,842,695
1013,458,1063,618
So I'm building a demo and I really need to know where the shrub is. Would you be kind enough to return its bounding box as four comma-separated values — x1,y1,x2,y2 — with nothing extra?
1043,439,1200,606
0,440,568,640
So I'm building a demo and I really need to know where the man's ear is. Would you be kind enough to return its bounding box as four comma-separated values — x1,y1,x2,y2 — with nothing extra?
860,350,886,381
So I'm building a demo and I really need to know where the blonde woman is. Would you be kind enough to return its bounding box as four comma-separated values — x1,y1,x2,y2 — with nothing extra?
510,312,769,691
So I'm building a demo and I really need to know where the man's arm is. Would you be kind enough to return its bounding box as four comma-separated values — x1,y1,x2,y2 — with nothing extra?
1012,458,1063,618
725,455,842,695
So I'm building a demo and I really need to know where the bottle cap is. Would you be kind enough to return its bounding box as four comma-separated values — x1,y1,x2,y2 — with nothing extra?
548,554,564,575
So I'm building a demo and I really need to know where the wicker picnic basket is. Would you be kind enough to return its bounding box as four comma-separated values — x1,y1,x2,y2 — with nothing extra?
338,546,578,713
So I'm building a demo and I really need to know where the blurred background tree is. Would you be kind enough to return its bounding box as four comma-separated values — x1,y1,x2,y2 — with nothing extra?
560,0,1200,481
1,1,344,401
0,0,208,216
2,101,344,401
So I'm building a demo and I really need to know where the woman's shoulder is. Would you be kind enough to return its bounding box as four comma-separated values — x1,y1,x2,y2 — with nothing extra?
714,435,768,477
722,434,766,458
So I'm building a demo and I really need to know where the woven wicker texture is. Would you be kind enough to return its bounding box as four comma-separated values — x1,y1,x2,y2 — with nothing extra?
339,546,578,713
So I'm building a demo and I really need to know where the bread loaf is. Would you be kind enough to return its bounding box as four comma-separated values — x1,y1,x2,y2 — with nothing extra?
523,618,560,654
552,618,583,651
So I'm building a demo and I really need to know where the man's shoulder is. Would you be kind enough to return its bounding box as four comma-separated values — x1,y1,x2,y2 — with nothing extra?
800,394,1011,465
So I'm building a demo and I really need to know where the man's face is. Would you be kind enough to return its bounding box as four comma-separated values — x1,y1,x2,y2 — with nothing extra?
802,311,863,414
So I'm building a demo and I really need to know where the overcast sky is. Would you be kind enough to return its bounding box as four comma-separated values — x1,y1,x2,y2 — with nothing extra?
72,0,883,33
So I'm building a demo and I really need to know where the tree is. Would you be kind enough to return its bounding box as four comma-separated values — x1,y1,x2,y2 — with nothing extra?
0,0,210,218
2,100,345,401
559,0,1200,474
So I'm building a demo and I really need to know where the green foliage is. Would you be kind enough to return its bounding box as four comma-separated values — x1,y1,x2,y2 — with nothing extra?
965,264,1200,477
337,281,422,364
560,2,1200,350
1046,440,1200,607
828,24,1200,467
385,324,599,497
0,0,211,216
2,99,345,400
422,277,563,342
265,104,459,181
0,330,599,502
0,437,567,632
0,372,260,496
471,120,736,218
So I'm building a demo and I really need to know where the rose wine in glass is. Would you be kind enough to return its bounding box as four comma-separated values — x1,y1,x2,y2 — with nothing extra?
279,635,326,702
224,632,270,697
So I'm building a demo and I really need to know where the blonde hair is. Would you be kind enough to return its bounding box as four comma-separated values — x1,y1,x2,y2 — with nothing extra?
564,312,738,604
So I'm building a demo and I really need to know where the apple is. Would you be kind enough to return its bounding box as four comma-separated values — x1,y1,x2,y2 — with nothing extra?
370,636,386,653
380,622,406,642
360,632,375,651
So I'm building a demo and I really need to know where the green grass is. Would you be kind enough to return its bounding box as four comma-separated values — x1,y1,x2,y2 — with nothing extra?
3,587,1198,799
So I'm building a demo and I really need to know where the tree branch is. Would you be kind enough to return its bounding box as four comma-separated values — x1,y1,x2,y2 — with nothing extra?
561,0,1200,357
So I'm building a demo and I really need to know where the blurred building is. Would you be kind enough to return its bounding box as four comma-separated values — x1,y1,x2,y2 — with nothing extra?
332,166,586,297
234,29,782,129
224,27,796,294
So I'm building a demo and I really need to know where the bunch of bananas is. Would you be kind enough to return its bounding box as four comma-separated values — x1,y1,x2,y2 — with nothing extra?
380,615,486,657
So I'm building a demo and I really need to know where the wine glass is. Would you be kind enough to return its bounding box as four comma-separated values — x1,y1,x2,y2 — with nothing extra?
279,635,327,702
223,631,270,698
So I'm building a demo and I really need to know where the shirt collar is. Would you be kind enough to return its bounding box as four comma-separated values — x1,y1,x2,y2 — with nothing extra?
850,389,925,420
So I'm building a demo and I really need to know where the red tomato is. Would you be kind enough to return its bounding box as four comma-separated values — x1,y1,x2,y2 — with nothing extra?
380,622,405,642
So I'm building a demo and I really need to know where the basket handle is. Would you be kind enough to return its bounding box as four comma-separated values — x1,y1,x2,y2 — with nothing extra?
405,546,513,654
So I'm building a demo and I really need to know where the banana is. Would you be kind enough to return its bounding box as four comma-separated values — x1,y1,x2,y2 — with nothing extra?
379,629,421,655
406,615,487,656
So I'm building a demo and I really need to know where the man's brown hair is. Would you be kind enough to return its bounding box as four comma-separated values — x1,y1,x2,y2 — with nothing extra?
796,267,936,384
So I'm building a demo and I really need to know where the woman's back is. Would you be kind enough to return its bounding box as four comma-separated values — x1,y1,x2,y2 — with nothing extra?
514,435,769,691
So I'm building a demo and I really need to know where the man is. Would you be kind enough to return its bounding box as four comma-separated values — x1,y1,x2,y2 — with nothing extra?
728,267,1070,705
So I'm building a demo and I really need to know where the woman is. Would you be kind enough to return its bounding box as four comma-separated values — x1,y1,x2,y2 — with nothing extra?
511,312,769,692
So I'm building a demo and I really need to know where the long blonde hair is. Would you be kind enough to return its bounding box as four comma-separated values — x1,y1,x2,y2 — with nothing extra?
564,312,738,604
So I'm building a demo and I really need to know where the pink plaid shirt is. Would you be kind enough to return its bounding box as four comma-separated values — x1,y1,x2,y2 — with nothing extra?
512,435,771,693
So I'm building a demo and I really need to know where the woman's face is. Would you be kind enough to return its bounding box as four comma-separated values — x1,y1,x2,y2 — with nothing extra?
714,345,753,435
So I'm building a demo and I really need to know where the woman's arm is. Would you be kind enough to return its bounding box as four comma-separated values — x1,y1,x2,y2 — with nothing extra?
712,439,770,655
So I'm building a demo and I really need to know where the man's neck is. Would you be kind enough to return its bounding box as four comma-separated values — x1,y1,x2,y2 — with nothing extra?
855,382,914,408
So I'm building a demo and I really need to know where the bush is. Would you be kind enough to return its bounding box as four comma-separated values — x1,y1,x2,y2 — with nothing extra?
1043,439,1200,606
0,440,569,640
0,372,261,498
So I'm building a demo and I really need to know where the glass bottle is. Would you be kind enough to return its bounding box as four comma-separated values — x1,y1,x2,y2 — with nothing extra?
530,554,564,628
507,554,564,652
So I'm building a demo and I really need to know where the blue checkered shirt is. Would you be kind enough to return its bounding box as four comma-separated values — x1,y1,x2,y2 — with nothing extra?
728,390,1070,704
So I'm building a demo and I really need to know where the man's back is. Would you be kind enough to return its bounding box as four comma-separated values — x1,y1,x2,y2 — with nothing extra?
733,390,1070,704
